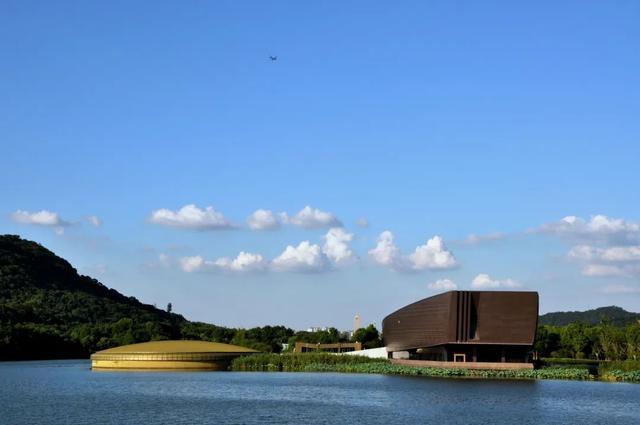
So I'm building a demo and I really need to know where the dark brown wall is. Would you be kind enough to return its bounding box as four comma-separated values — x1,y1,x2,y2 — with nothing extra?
382,291,538,352
382,292,455,352
474,291,538,344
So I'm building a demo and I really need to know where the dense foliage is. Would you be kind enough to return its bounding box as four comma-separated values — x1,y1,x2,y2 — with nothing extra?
231,353,593,380
232,352,387,371
284,323,384,350
539,306,640,327
0,235,294,359
535,321,640,361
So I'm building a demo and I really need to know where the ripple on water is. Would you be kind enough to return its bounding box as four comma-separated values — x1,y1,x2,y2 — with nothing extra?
0,360,639,425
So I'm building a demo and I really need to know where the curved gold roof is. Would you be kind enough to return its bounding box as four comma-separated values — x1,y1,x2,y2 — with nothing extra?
93,340,258,355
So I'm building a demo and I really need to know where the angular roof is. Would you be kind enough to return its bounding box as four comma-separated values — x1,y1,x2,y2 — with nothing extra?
93,340,258,354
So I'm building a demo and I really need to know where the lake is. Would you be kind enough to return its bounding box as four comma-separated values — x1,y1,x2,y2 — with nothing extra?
1,360,639,424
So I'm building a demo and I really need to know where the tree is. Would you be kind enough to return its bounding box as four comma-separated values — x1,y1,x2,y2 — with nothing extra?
625,323,640,360
598,322,626,360
534,326,561,358
351,324,383,349
560,322,593,359
166,302,172,313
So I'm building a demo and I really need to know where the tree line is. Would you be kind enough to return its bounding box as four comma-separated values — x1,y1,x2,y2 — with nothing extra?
535,321,640,360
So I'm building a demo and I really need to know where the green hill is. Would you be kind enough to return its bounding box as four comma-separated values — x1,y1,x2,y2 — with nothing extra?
539,306,640,327
0,235,292,360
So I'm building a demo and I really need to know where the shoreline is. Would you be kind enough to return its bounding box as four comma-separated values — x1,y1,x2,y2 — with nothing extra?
2,356,639,383
231,353,640,383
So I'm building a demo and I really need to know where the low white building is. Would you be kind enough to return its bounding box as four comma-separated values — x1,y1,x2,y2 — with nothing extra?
343,346,388,359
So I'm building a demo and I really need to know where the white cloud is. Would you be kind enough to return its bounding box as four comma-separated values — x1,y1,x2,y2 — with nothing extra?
214,251,267,272
569,245,640,263
284,206,342,229
247,209,280,231
180,251,267,273
409,236,457,270
463,232,506,245
428,278,457,291
272,241,327,272
179,256,205,272
356,218,369,228
471,273,521,289
581,264,627,277
87,215,101,227
600,284,640,294
568,244,640,278
149,204,231,230
11,209,68,235
369,231,457,272
538,214,640,245
177,228,353,274
322,227,354,265
11,209,65,226
368,231,404,270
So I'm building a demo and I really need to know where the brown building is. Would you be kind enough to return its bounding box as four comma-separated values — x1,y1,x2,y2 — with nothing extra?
382,291,538,363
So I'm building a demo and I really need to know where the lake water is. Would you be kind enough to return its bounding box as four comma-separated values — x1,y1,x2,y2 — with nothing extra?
1,360,639,424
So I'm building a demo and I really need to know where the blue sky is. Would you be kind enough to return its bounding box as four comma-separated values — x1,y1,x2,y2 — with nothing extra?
2,1,639,329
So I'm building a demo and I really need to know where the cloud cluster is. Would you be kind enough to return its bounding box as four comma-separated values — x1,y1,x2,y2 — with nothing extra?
180,227,354,274
180,252,268,273
179,256,205,272
149,204,231,230
368,231,403,270
471,273,521,289
246,209,280,230
271,241,328,272
428,278,457,291
536,214,640,280
568,244,640,277
214,252,268,272
281,206,342,229
10,209,102,235
150,204,342,231
538,215,640,245
11,209,64,226
409,236,458,270
368,231,457,272
322,227,354,264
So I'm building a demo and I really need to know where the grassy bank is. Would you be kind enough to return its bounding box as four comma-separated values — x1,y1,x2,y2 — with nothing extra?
536,358,640,382
232,352,387,372
599,360,640,382
231,353,592,380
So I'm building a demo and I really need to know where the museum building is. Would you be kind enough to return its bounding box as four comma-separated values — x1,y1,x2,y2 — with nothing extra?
382,291,539,363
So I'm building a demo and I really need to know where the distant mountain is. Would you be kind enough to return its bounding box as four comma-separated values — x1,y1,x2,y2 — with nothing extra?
0,235,292,360
539,306,640,327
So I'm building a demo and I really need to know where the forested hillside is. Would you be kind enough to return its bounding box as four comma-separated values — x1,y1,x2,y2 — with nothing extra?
539,306,640,327
0,235,293,359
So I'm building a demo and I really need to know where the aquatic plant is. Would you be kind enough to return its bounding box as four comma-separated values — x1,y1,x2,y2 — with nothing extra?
231,353,593,380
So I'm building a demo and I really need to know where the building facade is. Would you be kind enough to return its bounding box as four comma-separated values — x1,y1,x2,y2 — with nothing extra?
382,291,538,363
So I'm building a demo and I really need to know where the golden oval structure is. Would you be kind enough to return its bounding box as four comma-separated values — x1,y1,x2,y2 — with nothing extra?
91,340,258,371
